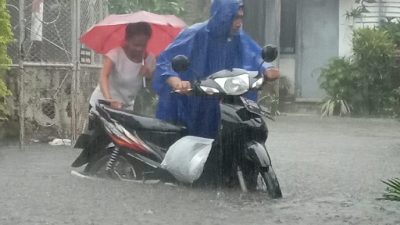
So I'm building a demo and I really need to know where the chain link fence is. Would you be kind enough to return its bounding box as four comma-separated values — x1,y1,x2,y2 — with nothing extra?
80,0,107,65
5,0,107,147
73,0,109,138
7,0,73,63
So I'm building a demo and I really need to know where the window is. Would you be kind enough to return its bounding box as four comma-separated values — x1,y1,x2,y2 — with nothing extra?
280,0,297,54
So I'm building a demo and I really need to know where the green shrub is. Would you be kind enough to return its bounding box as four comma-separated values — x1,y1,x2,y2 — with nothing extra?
380,19,400,47
319,58,356,116
0,0,13,120
352,28,397,115
0,76,11,121
319,58,357,101
384,87,400,117
319,23,400,117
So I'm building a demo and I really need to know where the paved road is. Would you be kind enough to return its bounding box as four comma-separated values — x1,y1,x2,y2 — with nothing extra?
1,115,399,225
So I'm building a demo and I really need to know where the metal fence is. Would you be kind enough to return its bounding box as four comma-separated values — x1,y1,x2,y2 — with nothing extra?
6,0,108,148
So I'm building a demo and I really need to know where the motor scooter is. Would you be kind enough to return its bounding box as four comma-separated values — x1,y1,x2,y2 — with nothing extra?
72,45,282,198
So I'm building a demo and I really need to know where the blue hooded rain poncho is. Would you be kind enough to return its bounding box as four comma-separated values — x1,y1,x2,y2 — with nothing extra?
152,0,272,139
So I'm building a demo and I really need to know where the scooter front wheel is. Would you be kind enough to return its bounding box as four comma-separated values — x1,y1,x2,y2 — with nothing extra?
258,168,282,199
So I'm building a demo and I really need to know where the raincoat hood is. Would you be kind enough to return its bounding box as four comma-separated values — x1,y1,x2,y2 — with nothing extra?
208,0,244,39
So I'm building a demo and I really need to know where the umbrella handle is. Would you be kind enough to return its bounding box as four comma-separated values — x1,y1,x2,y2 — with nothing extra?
142,57,147,88
143,77,147,88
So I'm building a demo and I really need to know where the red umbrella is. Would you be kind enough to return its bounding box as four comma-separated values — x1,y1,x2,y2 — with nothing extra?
80,11,186,56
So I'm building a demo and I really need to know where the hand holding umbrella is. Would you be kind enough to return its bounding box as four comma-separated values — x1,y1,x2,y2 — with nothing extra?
80,11,186,56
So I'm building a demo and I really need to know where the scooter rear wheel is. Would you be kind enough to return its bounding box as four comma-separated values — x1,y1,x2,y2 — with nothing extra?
86,154,143,180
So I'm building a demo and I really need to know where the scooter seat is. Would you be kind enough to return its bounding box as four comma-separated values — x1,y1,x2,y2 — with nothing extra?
102,105,186,133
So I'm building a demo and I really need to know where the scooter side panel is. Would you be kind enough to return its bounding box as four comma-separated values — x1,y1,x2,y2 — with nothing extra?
136,130,185,150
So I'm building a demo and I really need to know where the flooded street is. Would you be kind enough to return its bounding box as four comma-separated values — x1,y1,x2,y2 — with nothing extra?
1,115,399,225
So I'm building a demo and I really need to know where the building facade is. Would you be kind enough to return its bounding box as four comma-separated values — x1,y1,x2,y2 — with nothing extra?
244,0,400,102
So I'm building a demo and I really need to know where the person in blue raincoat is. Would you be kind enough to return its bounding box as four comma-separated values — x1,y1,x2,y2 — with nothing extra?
152,0,280,139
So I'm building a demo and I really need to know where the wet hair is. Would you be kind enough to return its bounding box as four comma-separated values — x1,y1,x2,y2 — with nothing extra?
125,22,152,40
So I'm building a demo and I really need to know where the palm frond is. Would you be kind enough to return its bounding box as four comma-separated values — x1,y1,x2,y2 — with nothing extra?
321,100,330,116
321,98,352,117
328,99,335,116
339,99,351,116
382,178,400,201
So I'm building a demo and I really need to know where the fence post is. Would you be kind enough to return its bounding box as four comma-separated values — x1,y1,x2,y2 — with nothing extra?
18,0,25,150
71,0,79,141
89,1,95,64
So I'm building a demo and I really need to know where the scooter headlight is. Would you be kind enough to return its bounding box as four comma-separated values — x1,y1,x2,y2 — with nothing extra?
200,86,220,95
214,74,249,95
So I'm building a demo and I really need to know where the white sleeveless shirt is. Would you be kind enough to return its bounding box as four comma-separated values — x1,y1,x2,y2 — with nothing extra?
89,47,156,108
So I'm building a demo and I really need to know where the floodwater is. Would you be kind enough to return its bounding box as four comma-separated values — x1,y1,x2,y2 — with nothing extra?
0,115,399,225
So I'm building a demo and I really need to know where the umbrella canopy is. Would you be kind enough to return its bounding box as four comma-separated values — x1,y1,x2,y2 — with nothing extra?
80,11,186,56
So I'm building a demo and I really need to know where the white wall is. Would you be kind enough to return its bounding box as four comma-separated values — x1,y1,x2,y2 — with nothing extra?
338,0,354,57
355,0,400,27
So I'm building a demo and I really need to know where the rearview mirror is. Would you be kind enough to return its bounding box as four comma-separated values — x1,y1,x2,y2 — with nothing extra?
262,45,278,63
171,55,190,72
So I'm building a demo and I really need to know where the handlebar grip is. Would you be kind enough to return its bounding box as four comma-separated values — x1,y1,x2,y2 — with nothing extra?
170,88,193,94
97,99,111,106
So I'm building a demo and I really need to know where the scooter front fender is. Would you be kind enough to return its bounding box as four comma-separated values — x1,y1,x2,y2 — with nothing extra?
244,141,271,168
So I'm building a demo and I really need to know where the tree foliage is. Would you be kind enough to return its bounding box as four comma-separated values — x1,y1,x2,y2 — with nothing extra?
108,0,185,16
0,0,13,120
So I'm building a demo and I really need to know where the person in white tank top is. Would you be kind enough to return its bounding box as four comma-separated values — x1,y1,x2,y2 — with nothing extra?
89,22,156,110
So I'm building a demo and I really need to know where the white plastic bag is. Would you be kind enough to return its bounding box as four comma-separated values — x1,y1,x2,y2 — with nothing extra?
161,136,214,184
48,138,72,146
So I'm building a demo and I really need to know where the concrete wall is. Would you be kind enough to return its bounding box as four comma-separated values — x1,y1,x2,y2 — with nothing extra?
295,0,339,100
279,54,296,98
0,66,100,142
